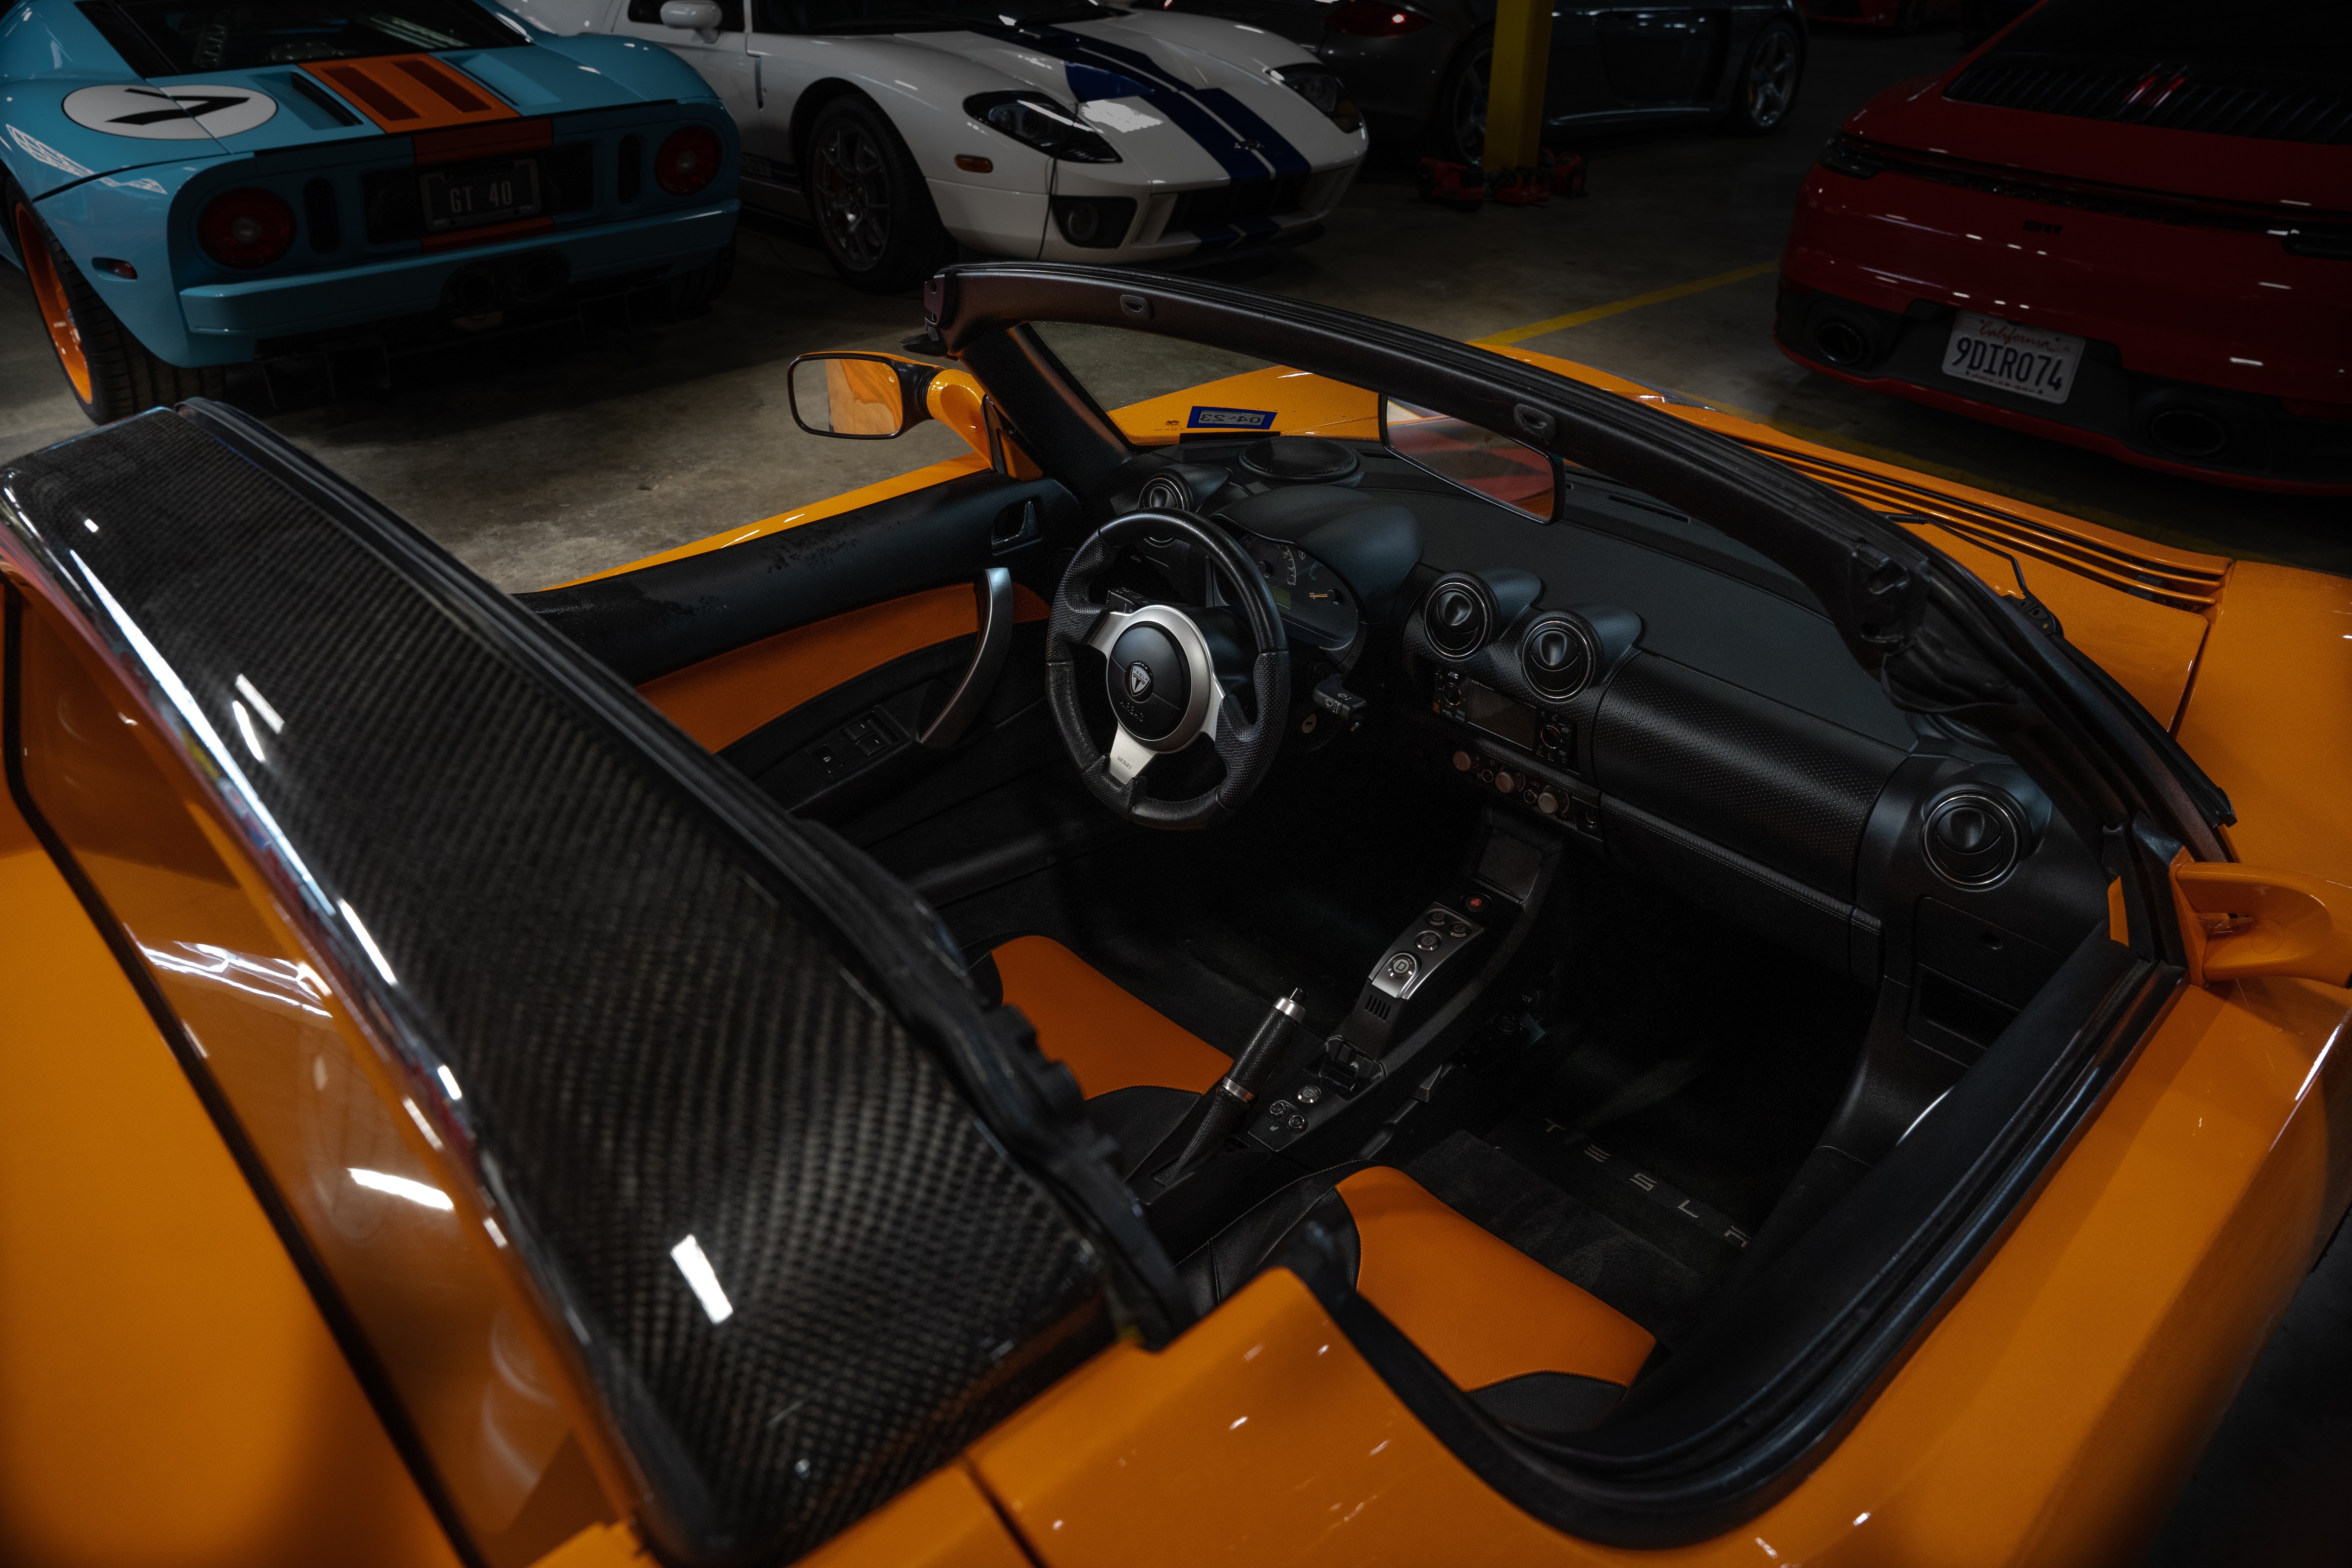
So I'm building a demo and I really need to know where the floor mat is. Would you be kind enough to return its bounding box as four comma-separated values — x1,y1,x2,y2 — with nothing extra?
1407,1130,1712,1344
934,737,1478,1056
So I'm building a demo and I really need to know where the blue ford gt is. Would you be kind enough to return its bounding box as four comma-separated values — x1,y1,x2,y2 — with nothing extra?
2,0,739,421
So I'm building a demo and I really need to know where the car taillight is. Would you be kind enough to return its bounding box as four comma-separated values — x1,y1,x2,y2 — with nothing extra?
197,188,296,269
656,126,722,196
1325,0,1430,35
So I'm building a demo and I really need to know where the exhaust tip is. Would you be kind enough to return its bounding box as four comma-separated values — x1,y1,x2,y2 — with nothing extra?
2149,406,2229,459
1813,317,1870,368
445,265,505,317
512,252,571,307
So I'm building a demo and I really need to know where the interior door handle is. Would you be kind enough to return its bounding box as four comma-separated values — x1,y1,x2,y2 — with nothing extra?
919,567,1014,750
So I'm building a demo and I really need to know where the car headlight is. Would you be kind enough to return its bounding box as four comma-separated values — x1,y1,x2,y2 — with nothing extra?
964,92,1121,164
1269,64,1361,134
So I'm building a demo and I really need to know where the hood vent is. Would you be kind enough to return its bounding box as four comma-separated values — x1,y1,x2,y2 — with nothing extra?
1947,57,2352,146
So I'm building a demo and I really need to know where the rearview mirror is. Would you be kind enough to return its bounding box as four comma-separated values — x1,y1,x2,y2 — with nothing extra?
659,0,722,31
1382,397,1560,521
786,352,939,440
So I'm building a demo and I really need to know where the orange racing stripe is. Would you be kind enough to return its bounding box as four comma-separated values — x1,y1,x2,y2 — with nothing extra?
302,54,517,133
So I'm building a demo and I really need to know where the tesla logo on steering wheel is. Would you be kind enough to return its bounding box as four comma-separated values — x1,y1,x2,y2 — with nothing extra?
1126,662,1154,700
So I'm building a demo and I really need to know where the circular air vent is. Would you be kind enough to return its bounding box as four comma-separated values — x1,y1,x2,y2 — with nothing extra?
1519,614,1596,702
1423,574,1494,661
1240,436,1362,486
1923,791,2025,888
1136,472,1192,511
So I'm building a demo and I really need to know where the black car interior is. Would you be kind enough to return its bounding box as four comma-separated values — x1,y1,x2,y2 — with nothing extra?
516,263,2211,1541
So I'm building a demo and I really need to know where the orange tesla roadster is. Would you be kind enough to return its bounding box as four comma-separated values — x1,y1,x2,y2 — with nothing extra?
4,263,2348,1568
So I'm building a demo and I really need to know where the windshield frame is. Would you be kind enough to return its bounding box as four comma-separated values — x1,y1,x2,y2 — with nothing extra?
96,0,527,75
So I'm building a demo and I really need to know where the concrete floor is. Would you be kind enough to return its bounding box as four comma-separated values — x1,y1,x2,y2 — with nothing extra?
2,17,2347,1561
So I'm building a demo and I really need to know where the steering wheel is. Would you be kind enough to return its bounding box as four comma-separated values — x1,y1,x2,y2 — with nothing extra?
1045,510,1290,829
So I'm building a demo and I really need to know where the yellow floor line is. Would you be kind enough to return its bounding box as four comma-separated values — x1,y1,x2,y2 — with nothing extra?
1472,260,1780,347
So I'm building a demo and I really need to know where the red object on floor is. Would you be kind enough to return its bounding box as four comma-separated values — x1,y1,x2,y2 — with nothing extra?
1540,149,1587,198
1415,158,1483,209
1490,167,1549,207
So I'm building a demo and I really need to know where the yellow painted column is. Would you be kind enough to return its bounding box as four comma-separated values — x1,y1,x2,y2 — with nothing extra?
1481,0,1553,171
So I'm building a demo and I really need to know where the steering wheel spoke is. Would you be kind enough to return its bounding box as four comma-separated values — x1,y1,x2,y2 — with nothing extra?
1106,724,1158,788
1083,606,1137,659
1044,508,1292,829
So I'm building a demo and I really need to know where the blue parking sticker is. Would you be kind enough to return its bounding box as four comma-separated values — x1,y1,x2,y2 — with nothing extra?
1187,406,1278,430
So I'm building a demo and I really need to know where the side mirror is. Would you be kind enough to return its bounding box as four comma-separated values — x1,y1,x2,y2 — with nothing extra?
2174,861,2352,989
786,352,939,441
659,0,722,34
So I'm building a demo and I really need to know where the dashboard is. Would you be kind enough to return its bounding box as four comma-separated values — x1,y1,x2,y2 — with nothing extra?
1116,433,2112,1074
1239,532,1360,650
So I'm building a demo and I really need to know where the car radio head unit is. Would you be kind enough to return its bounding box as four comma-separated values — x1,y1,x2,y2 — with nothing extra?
1463,679,1536,751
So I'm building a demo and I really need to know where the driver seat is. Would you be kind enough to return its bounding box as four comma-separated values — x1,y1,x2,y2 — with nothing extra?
979,935,1230,1174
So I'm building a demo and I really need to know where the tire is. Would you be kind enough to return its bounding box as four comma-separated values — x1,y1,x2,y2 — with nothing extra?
1425,31,1492,167
665,232,737,315
9,183,224,425
802,96,951,293
1724,19,1803,136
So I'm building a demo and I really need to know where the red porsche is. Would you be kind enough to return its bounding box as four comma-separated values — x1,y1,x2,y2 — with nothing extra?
1775,0,2352,494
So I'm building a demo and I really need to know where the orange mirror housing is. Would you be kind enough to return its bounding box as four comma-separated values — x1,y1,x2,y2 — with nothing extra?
2173,860,2352,989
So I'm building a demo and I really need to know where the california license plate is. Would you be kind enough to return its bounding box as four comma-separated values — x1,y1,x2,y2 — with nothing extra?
420,158,542,234
1941,311,2083,405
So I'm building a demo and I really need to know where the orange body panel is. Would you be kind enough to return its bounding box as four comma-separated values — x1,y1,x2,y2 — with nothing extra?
553,454,993,587
1109,367,1381,445
306,55,517,132
5,602,622,1567
531,1523,652,1567
799,1462,1034,1568
2174,561,2352,891
0,786,464,1568
992,935,1230,1096
635,582,1049,753
1337,1167,1653,1390
967,976,2352,1568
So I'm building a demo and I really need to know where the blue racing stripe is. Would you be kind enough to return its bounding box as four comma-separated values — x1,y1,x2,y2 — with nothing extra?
1194,87,1310,177
973,23,1269,181
1051,27,1310,179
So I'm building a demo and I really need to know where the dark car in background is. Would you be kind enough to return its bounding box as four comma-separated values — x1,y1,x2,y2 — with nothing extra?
1777,0,2352,494
1149,0,1809,162
1796,0,1959,31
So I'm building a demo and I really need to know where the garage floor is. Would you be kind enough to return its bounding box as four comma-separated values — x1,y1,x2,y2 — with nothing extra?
1,18,2344,1563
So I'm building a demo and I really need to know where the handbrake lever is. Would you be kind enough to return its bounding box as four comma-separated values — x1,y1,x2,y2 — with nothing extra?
1165,988,1307,1180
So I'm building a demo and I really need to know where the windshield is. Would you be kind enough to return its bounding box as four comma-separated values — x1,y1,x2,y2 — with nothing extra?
1026,322,1379,446
105,0,522,70
749,0,1111,34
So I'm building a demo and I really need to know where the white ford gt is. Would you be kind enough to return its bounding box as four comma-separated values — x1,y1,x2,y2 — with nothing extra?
507,0,1368,288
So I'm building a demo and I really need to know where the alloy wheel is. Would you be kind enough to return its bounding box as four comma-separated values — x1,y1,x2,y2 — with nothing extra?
1747,29,1799,129
812,120,892,273
15,205,91,403
1450,44,1492,165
